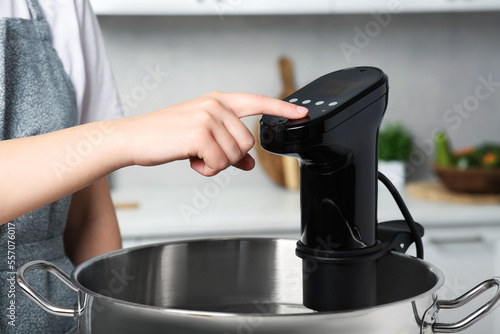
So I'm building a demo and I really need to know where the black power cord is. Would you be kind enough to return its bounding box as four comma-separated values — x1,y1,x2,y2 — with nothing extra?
378,171,424,259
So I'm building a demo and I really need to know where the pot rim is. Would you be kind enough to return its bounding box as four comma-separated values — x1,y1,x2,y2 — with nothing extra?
71,237,445,317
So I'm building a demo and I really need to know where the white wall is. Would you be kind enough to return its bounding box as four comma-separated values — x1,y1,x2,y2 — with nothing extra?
97,12,500,188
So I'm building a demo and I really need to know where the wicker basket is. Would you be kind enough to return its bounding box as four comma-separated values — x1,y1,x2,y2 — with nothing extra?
433,165,500,194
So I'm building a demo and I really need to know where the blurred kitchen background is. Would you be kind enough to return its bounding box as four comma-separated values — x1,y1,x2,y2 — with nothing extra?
89,2,500,332
93,2,500,188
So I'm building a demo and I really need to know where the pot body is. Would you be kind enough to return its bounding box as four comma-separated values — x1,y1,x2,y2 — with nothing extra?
72,238,441,334
17,238,500,333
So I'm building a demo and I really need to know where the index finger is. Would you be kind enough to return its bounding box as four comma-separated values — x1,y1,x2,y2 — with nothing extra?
210,92,309,119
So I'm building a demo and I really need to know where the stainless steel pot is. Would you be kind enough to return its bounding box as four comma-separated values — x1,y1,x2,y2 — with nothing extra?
16,238,500,333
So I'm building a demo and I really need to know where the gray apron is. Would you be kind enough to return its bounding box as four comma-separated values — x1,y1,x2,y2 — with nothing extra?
0,0,78,332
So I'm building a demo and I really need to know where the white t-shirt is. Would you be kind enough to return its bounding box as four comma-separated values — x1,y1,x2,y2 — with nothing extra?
0,0,123,125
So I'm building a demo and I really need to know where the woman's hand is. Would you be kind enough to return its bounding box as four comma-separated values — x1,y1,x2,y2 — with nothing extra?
119,92,308,176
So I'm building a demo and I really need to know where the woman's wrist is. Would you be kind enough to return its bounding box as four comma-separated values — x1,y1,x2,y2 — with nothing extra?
99,117,136,171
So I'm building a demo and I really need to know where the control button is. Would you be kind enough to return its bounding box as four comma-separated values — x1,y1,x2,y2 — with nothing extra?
315,101,324,105
289,98,298,103
328,101,338,106
302,100,311,105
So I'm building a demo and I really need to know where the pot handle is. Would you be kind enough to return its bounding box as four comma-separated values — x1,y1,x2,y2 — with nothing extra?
433,277,500,333
16,260,79,317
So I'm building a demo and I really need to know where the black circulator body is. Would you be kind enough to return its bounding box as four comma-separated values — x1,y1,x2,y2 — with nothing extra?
260,67,389,312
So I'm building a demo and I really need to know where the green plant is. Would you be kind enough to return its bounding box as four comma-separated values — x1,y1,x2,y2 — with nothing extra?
434,130,500,169
378,123,413,161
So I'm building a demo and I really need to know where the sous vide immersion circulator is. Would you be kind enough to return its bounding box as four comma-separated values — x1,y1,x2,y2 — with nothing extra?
260,67,390,312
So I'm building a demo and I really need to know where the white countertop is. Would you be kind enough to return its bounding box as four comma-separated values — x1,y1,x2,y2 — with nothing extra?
112,183,500,241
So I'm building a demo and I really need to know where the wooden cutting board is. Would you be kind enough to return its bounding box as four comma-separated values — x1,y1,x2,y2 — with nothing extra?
254,57,300,189
406,181,500,204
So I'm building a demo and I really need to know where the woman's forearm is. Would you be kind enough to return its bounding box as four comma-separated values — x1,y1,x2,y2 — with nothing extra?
0,119,128,224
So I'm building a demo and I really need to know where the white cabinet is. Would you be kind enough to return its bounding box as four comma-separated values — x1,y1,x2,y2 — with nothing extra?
210,0,333,15
88,0,333,16
89,0,500,15
334,0,452,13
400,0,500,12
334,0,500,13
420,226,500,334
452,0,500,11
89,0,210,16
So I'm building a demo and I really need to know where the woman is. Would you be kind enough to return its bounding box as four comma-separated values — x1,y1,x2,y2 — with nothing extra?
0,0,308,332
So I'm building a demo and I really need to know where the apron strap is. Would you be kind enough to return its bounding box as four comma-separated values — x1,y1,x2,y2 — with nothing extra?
25,0,46,22
25,0,52,41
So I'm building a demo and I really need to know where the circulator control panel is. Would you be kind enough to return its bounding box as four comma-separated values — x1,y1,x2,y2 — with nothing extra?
263,67,385,127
